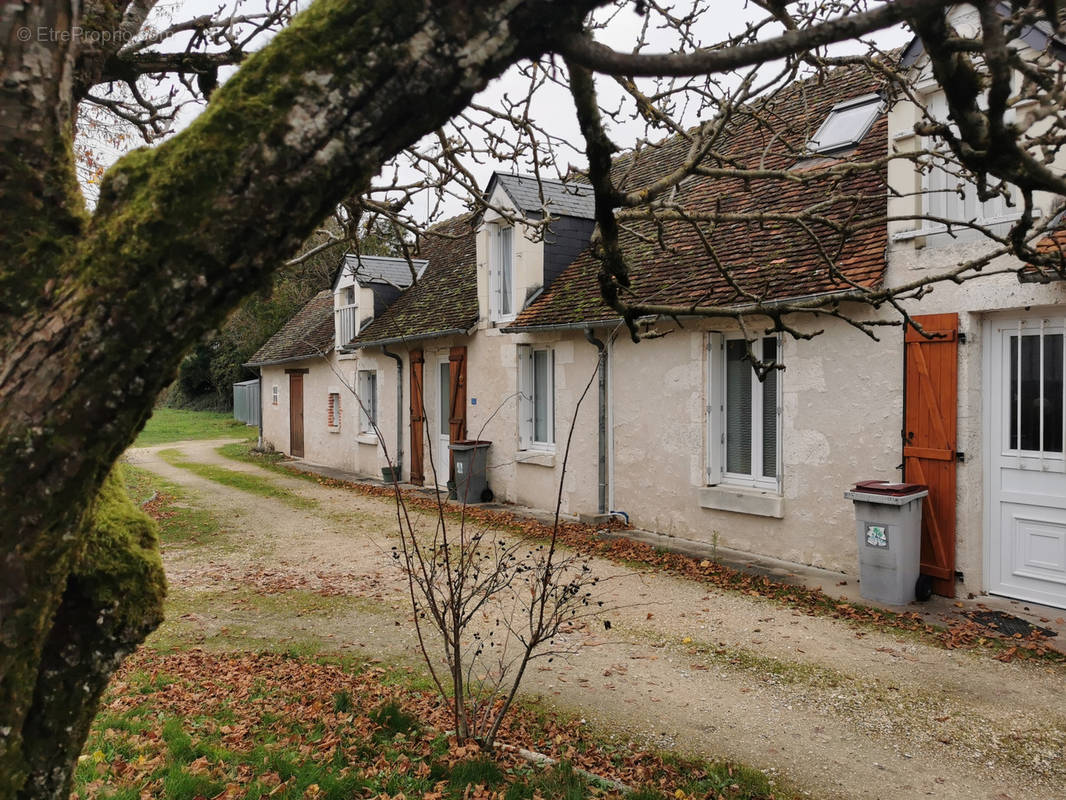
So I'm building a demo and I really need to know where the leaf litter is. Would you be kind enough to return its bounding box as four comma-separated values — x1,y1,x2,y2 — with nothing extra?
76,648,792,800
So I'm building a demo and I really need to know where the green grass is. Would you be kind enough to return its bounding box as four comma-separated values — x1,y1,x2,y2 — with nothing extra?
216,441,321,483
77,650,796,800
135,408,256,447
369,700,420,740
156,449,317,510
121,462,229,548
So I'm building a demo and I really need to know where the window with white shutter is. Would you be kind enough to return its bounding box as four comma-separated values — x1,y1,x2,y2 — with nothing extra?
707,334,781,490
358,370,377,434
922,90,1018,229
517,344,554,449
490,226,515,321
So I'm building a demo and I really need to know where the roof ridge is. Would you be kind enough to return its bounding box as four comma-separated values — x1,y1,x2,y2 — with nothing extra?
344,253,428,264
494,170,591,189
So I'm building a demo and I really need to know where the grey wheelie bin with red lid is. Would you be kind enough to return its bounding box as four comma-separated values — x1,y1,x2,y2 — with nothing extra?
843,480,929,606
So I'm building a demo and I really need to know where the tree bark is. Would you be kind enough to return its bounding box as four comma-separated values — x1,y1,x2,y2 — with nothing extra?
16,467,165,800
0,1,603,796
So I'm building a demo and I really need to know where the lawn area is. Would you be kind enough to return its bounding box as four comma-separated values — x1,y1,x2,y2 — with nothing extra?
135,408,256,447
122,462,231,549
76,649,791,800
97,462,797,800
156,449,317,510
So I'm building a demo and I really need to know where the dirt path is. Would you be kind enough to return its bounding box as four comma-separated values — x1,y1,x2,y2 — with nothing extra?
127,439,1066,800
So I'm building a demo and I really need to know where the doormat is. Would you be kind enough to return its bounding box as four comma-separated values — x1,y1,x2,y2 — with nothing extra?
965,610,1058,639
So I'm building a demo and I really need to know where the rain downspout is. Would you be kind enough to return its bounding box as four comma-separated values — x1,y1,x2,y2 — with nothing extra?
382,345,404,476
254,366,264,449
584,328,608,515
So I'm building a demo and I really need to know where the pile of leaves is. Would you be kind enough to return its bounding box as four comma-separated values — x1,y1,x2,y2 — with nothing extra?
279,464,1066,666
76,649,789,800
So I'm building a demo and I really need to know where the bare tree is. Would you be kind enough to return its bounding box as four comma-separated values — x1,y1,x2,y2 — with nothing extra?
393,357,609,749
3,1,1066,797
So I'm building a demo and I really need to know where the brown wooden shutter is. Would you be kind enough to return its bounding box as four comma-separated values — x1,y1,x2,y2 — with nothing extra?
448,346,468,480
903,313,958,598
409,349,425,486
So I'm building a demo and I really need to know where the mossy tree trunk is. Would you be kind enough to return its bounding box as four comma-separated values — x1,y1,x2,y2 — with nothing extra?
0,1,602,797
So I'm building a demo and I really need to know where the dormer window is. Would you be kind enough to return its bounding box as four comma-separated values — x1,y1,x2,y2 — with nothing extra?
490,226,515,322
808,94,880,153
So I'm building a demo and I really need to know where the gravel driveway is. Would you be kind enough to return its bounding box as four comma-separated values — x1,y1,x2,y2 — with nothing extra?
126,439,1066,800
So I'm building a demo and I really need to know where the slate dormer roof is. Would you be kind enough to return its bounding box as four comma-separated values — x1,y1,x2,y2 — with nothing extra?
508,64,889,331
244,290,335,367
345,214,478,349
337,254,426,290
487,172,595,220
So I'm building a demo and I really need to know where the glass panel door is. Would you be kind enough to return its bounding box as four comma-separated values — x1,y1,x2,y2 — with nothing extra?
1008,331,1064,455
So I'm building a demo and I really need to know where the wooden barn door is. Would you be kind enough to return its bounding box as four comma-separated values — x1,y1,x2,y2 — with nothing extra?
448,346,468,480
903,313,959,597
409,349,425,486
288,371,305,458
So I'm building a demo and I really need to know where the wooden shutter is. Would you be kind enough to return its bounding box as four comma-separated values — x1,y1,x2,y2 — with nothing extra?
903,313,958,597
409,350,425,486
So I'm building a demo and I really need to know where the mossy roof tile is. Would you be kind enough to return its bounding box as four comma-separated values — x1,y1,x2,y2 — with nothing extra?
245,290,335,366
511,65,889,330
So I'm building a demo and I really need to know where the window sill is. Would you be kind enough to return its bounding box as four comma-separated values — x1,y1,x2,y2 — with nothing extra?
328,425,341,434
357,433,379,446
892,211,1037,242
698,485,783,519
516,450,555,468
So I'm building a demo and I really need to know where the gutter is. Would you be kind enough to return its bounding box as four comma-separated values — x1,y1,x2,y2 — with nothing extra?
503,286,874,334
583,328,609,515
341,323,476,352
381,345,404,476
243,348,333,369
504,318,621,334
251,366,264,449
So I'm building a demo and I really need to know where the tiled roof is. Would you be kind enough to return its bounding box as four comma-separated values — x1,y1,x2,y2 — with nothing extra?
245,290,335,366
511,65,889,330
340,254,425,289
490,173,596,220
348,214,478,347
1022,211,1066,282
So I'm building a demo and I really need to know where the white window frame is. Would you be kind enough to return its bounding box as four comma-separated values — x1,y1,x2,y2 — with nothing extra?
335,285,359,349
271,385,279,406
808,93,881,154
357,369,377,434
489,225,516,322
1001,316,1066,467
706,333,782,491
517,344,555,450
919,88,1021,232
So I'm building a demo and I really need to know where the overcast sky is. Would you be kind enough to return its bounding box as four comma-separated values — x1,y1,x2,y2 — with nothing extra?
88,1,913,218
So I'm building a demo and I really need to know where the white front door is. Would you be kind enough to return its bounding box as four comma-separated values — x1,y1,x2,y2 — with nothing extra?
437,358,451,488
987,313,1066,608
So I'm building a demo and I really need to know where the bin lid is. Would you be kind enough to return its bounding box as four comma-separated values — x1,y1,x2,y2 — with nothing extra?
450,440,492,450
850,480,926,496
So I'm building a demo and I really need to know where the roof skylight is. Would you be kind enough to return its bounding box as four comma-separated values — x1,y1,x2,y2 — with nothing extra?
808,94,882,154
